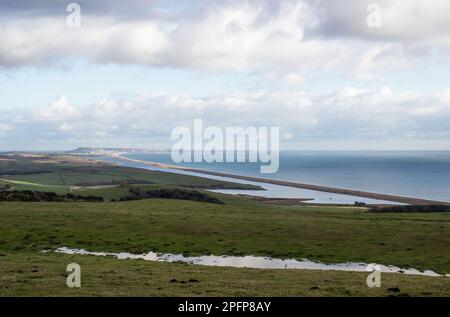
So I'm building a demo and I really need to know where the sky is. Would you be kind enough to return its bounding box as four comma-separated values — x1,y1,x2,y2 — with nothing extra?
1,0,450,151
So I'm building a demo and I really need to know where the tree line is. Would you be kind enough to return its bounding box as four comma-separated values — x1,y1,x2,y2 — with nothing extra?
0,190,104,202
117,188,224,204
369,205,450,213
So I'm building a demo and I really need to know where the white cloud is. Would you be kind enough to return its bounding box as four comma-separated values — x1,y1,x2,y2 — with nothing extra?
0,17,169,67
0,123,14,137
164,1,345,73
2,86,450,149
313,0,450,41
57,123,73,132
0,2,346,74
1,0,449,81
34,95,78,121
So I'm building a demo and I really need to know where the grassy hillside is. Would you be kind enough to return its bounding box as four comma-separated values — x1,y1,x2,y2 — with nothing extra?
0,200,449,273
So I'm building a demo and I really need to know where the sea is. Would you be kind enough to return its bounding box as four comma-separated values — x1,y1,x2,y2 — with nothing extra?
105,151,450,204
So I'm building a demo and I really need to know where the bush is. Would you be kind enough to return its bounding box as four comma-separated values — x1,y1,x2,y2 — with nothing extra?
0,190,104,202
369,205,450,213
119,188,224,204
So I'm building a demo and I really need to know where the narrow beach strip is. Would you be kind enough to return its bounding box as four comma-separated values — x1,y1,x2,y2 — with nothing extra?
111,154,449,205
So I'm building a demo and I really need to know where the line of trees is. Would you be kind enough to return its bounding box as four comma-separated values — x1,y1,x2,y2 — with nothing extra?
369,205,450,213
0,190,103,202
118,188,224,204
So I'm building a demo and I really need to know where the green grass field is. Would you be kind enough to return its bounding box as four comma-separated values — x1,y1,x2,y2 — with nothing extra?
0,200,449,296
1,252,449,296
1,200,448,273
0,178,69,193
0,154,261,191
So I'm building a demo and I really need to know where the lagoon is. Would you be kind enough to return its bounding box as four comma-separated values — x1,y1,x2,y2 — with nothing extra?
120,151,450,203
96,154,404,204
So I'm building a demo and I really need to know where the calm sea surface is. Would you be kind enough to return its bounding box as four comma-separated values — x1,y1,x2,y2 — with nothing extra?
121,151,450,203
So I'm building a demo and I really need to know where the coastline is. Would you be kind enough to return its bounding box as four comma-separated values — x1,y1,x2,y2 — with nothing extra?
110,154,449,206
